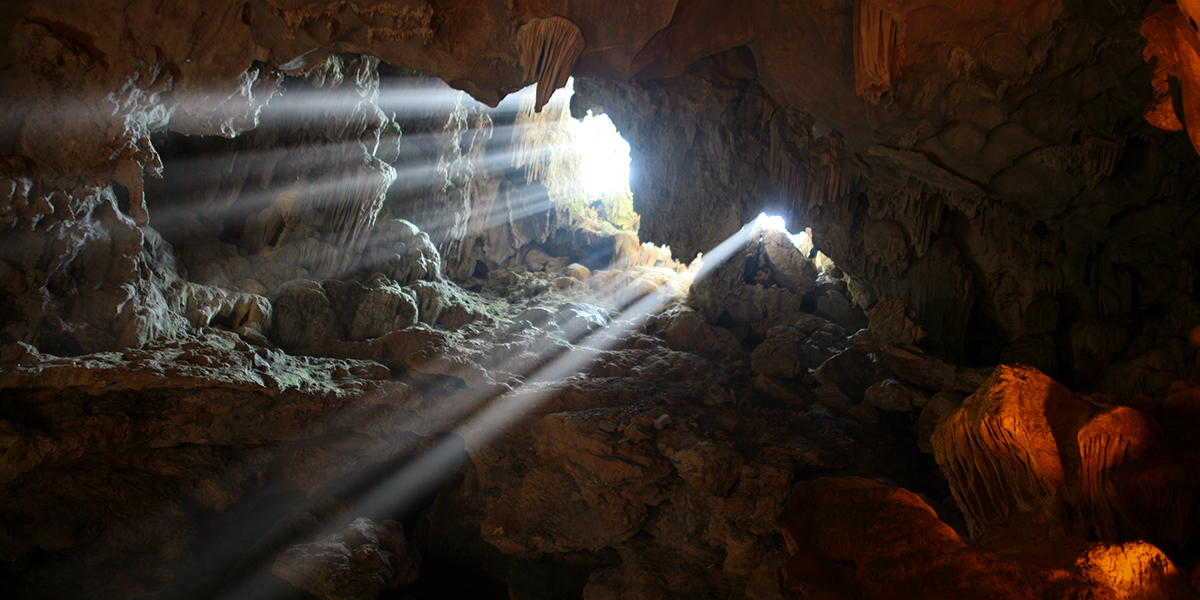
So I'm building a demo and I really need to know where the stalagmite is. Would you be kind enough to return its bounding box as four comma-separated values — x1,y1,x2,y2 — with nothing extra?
3,1,1200,598
516,17,586,112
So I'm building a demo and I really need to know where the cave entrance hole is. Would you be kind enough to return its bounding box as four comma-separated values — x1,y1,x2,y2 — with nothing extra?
504,77,640,236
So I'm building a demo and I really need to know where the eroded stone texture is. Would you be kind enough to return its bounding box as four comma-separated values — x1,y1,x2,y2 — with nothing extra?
1,217,1194,600
776,477,1198,600
5,0,1199,394
932,364,1200,548
0,186,191,354
0,339,421,599
3,1,1200,599
272,517,420,600
570,3,1199,387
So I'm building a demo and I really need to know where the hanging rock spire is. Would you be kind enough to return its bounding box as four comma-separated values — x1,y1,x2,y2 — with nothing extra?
516,16,586,112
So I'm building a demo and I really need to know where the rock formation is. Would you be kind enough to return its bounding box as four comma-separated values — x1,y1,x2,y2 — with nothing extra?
933,364,1200,548
2,0,1200,599
776,477,1198,600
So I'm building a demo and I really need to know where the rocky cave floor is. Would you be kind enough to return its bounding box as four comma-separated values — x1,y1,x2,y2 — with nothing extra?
2,212,1199,600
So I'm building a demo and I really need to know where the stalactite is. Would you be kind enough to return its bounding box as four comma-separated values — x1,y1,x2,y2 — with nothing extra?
862,182,946,261
516,16,586,112
769,109,815,211
1082,138,1122,188
881,188,943,258
853,0,902,103
803,146,860,212
934,365,1198,547
773,156,806,211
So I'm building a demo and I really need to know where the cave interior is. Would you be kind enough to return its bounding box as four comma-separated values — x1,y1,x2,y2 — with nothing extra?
2,0,1200,599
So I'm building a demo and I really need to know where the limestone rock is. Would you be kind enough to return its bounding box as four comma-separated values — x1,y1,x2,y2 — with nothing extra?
272,279,341,352
863,378,927,412
563,263,592,281
688,236,809,334
361,219,444,286
0,188,189,354
776,477,1198,600
5,2,1200,599
552,302,610,340
760,228,818,299
867,296,926,346
813,287,867,333
343,276,420,342
814,349,875,405
881,344,990,395
1142,2,1200,156
410,280,489,330
932,365,1200,546
167,281,273,344
516,17,586,111
656,432,744,497
654,306,742,357
750,325,813,380
272,517,420,600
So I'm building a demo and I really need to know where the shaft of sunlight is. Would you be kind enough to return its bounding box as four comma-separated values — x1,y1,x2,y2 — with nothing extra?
209,213,768,600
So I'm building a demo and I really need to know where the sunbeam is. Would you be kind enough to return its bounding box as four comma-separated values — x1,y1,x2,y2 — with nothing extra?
200,213,777,600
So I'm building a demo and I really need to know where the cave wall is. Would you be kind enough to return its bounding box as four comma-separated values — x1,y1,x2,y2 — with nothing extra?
571,6,1200,391
7,0,1199,391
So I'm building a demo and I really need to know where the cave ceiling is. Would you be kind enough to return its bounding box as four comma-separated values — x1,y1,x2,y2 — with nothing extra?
5,0,1197,189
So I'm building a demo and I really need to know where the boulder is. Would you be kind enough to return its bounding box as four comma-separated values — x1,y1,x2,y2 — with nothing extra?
867,296,926,346
410,280,489,330
346,278,419,341
655,306,742,357
272,279,340,352
272,517,420,600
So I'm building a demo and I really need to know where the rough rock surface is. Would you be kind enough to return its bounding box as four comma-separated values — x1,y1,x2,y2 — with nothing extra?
933,364,1200,547
3,0,1199,390
272,517,420,600
0,224,998,599
3,0,1200,598
776,477,1198,600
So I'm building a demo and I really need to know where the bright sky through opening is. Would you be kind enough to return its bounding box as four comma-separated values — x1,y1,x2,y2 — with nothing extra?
755,212,809,249
539,78,632,198
572,111,632,196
